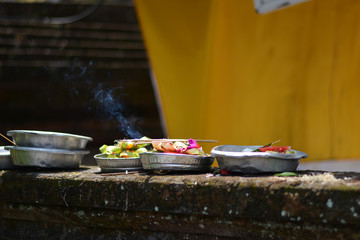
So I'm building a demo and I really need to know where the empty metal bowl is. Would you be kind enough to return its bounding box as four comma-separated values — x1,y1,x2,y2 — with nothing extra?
7,130,93,150
140,152,215,172
5,146,89,169
211,145,308,173
94,154,143,172
0,146,16,170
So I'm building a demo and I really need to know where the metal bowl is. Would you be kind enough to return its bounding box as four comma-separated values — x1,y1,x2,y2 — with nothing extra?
94,154,143,172
140,152,215,172
211,145,308,173
0,146,16,170
5,146,89,169
7,130,93,150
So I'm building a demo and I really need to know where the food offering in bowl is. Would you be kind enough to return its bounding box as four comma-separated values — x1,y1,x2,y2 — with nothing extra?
140,138,215,172
211,144,308,174
94,137,151,172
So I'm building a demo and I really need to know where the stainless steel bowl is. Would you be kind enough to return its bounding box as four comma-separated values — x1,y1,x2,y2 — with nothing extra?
7,130,93,150
94,154,143,172
211,145,308,173
5,146,89,169
140,152,215,172
0,146,16,170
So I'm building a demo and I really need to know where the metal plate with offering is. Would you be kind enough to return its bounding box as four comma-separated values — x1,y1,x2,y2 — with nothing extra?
96,138,216,172
211,145,308,173
94,137,151,172
137,138,215,172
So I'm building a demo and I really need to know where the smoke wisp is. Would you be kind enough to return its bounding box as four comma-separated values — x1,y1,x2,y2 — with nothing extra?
92,84,142,138
45,58,143,138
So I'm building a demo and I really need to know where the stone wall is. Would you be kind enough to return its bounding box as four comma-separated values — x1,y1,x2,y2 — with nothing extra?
1,168,360,239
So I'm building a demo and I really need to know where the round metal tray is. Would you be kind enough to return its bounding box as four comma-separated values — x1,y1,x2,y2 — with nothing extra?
7,130,93,150
94,154,143,172
140,152,215,172
211,145,308,173
5,146,89,169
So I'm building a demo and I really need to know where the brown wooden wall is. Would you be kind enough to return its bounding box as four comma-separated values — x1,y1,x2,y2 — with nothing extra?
0,0,164,165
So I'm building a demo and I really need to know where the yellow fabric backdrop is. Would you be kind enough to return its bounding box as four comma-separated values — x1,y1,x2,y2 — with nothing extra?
134,0,360,161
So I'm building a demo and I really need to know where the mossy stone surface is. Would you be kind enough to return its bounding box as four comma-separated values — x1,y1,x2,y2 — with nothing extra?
1,168,360,239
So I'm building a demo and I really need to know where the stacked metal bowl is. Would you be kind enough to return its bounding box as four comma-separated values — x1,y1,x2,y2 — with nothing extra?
0,146,16,170
5,130,92,169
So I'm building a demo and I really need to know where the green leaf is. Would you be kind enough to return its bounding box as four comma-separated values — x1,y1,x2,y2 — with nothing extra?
136,147,148,154
106,146,122,154
252,140,280,152
99,144,108,154
136,136,152,148
274,172,297,177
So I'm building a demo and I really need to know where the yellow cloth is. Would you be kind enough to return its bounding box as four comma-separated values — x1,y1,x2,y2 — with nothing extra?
135,0,360,161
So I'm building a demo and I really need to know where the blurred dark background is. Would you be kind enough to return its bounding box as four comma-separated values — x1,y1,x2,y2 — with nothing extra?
0,0,165,165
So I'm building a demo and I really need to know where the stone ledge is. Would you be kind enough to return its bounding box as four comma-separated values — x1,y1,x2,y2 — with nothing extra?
1,167,360,239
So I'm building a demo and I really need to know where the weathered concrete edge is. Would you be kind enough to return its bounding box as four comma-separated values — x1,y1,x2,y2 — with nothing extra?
1,168,360,239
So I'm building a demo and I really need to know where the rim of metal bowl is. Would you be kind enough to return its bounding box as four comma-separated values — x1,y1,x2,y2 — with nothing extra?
94,153,140,161
7,130,93,141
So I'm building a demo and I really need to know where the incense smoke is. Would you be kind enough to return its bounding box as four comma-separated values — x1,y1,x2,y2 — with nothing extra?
46,59,143,138
92,84,142,138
